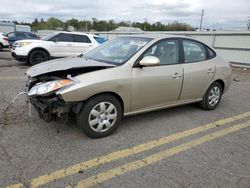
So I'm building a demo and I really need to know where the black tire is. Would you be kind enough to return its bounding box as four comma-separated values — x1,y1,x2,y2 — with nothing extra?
0,43,3,51
29,50,49,65
77,94,122,138
199,82,222,110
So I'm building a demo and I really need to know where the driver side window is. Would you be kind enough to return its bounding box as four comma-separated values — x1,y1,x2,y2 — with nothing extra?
50,33,74,42
143,40,179,65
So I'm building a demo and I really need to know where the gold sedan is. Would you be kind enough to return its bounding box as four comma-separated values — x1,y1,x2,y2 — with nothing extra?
26,34,232,138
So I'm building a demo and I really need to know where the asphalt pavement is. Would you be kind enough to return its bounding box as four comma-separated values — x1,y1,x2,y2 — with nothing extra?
0,50,250,188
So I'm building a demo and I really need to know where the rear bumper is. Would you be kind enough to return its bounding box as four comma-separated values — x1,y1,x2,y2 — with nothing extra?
11,52,28,62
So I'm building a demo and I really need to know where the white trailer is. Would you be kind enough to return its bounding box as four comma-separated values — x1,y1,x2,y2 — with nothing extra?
0,22,31,33
0,21,15,33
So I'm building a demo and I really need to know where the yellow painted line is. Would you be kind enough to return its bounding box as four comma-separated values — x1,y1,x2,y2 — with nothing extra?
76,120,250,187
5,184,23,188
0,76,26,80
5,111,250,188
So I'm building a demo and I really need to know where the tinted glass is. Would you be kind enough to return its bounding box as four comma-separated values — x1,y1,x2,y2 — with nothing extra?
183,40,206,63
16,32,26,37
143,40,179,65
94,36,106,44
85,37,152,65
51,33,74,42
207,47,216,58
25,33,37,38
42,33,57,41
7,32,15,37
74,35,91,43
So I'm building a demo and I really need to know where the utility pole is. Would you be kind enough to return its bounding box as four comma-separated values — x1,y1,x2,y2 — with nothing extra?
247,17,250,31
144,18,147,31
199,9,204,31
85,22,88,32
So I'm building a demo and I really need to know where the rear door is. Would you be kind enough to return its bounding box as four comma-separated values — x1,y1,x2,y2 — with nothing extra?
131,39,183,111
179,39,216,101
72,34,93,55
49,33,75,57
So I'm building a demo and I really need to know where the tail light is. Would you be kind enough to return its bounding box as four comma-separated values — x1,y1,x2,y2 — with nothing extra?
3,37,8,41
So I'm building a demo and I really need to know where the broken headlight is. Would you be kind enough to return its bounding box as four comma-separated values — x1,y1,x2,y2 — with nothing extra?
28,79,73,96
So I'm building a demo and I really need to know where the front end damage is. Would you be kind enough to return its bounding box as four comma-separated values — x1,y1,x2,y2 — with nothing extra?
30,94,72,122
25,57,115,122
26,75,78,122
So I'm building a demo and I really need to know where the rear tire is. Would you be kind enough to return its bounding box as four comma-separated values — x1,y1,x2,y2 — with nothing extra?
0,43,3,51
77,94,122,138
29,50,49,65
199,82,222,110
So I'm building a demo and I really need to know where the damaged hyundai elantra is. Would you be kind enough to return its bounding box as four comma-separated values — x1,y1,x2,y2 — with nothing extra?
25,34,232,138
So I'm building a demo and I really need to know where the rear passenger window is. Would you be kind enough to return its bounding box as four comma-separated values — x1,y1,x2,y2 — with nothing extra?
16,32,26,37
74,35,91,43
183,40,206,63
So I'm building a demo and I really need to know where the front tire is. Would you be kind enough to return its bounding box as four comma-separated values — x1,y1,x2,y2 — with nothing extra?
29,50,49,65
199,82,222,110
77,94,122,138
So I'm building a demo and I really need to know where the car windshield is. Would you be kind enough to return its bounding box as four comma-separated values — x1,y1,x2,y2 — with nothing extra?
85,37,152,65
41,33,57,41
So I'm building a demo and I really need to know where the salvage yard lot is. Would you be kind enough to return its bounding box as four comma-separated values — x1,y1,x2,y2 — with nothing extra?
0,50,250,188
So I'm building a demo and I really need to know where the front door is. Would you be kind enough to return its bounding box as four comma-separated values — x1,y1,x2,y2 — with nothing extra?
49,33,75,57
131,39,183,111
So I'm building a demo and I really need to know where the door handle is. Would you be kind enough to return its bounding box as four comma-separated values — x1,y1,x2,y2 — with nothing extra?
172,73,182,79
67,44,73,46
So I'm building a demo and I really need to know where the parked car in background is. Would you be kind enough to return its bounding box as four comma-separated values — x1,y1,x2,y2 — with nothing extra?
11,31,106,65
7,31,39,46
0,32,9,51
25,34,232,138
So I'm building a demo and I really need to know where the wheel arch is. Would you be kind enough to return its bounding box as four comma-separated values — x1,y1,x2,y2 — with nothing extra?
213,79,225,93
73,91,125,115
28,47,51,60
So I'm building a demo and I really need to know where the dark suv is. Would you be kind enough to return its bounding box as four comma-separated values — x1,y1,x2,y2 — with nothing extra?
7,31,39,46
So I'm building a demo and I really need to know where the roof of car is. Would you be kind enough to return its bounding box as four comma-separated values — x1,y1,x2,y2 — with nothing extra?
56,31,97,36
120,33,193,40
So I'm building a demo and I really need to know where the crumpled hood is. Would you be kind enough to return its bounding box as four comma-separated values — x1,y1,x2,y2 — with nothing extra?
26,57,115,77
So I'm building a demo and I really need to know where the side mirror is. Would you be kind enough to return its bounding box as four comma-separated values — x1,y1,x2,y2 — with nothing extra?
139,56,160,67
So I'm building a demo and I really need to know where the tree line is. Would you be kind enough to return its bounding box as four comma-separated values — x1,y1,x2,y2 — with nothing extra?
13,17,195,32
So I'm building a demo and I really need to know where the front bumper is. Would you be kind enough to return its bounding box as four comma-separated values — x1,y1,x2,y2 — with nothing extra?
30,96,72,122
11,52,28,62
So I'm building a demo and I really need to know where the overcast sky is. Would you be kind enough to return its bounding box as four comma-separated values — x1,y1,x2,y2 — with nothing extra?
0,0,249,30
